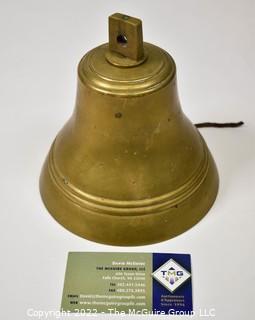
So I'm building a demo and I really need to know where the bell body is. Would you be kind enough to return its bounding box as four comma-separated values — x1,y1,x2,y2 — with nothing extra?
40,14,219,245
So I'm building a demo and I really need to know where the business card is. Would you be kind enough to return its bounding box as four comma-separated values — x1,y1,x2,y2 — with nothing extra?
61,252,192,315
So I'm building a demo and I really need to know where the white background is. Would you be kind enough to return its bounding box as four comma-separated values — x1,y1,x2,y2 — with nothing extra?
0,1,254,319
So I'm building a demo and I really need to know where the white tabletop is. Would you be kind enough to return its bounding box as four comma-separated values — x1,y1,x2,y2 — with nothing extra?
0,1,254,319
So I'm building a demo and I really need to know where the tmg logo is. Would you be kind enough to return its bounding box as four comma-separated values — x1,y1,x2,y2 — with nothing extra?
152,259,191,293
160,266,184,285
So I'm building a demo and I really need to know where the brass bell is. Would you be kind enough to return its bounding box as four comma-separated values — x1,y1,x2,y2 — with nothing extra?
40,13,219,245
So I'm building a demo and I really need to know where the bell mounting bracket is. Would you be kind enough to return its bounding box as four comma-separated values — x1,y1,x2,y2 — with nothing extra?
106,13,147,67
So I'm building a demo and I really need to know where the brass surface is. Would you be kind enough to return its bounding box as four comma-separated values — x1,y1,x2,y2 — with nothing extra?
40,13,219,245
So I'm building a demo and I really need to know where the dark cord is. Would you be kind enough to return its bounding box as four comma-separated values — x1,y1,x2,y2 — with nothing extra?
195,121,244,128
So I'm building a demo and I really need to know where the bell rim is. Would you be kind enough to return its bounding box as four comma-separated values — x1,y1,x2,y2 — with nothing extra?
39,149,219,246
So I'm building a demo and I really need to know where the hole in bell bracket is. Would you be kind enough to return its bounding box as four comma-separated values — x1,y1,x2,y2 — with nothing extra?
117,34,128,46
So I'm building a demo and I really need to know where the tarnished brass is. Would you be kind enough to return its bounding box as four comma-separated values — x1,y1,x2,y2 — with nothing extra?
40,13,219,245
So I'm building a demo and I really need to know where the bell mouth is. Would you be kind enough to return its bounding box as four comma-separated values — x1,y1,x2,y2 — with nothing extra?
40,139,219,246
